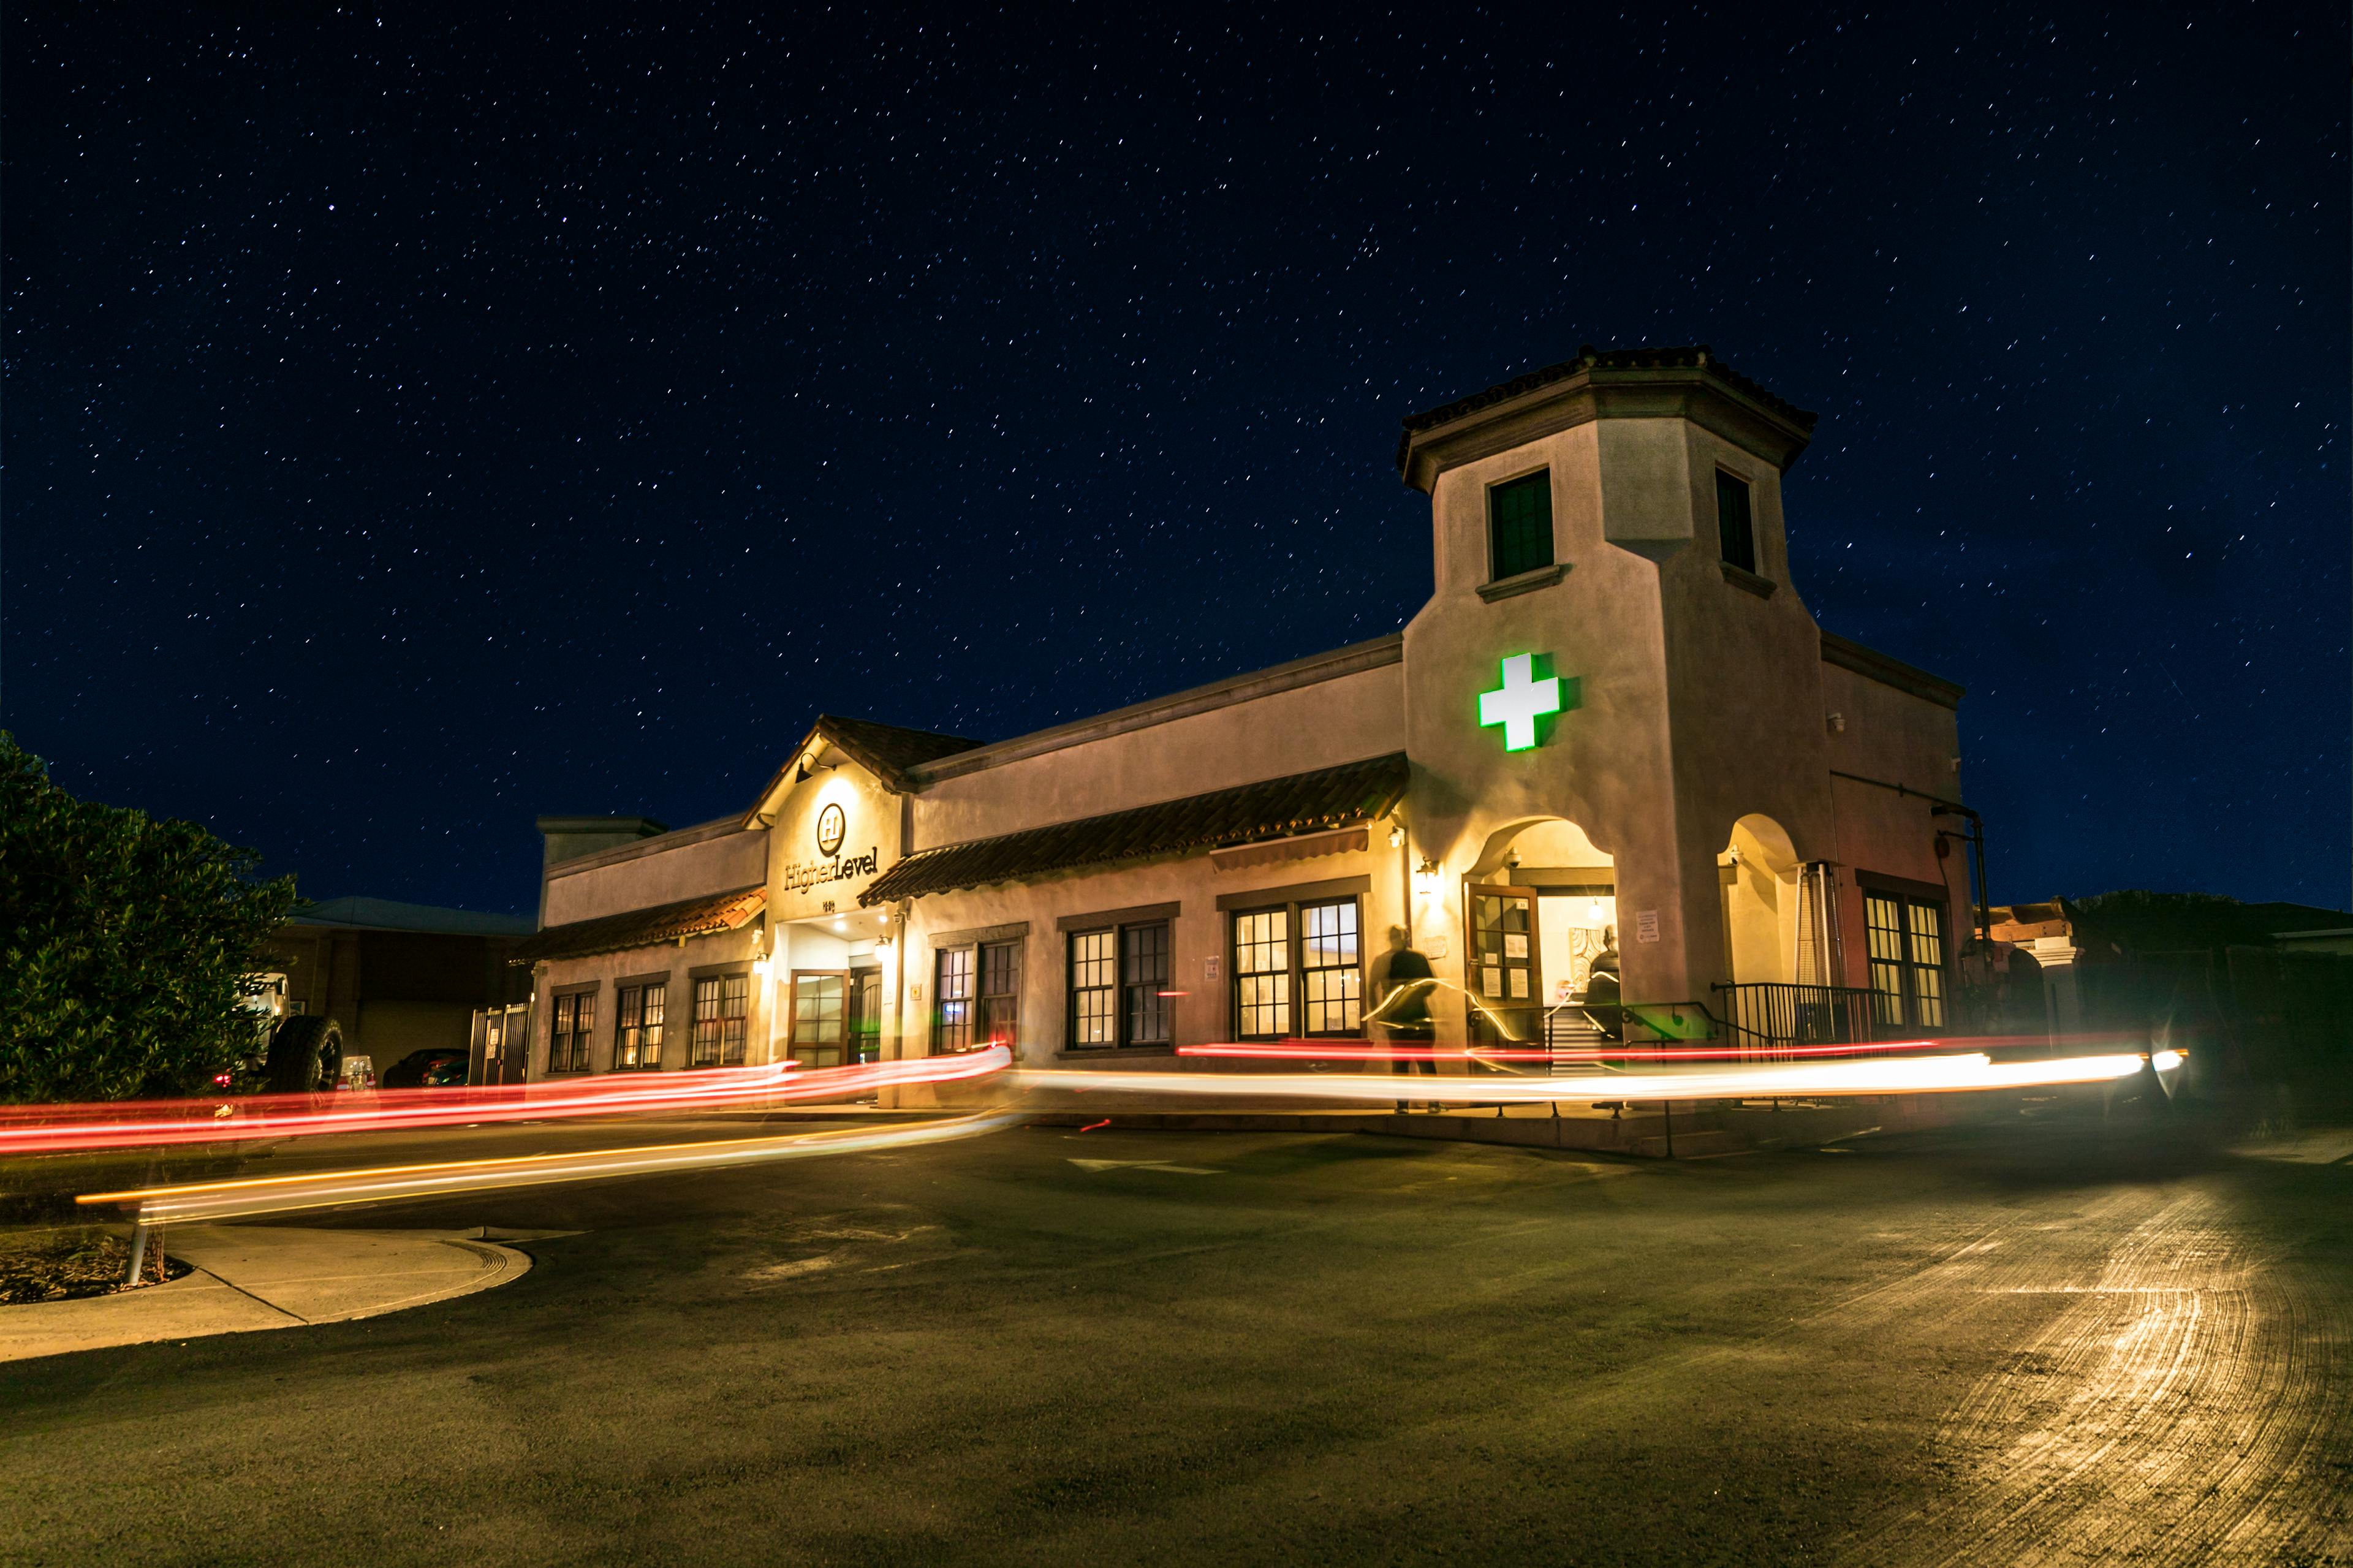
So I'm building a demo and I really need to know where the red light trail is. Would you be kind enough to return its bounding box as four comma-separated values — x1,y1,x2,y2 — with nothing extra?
0,1047,1011,1156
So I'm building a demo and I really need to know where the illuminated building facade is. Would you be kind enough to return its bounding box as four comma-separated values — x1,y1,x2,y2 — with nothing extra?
513,346,1974,1082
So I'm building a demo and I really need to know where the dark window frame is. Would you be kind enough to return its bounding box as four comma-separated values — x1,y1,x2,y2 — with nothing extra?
1486,469,1555,583
686,968,752,1068
547,985,597,1074
932,945,976,1055
1066,917,1173,1050
977,940,1021,1048
614,976,669,1070
1862,890,1949,1031
1228,894,1366,1042
1715,468,1757,575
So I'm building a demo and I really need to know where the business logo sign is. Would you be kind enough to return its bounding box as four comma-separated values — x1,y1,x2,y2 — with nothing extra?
816,801,847,857
1477,652,1579,752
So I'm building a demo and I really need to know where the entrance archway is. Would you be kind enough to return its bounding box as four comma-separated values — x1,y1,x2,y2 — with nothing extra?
1718,814,1801,987
1466,818,1619,1037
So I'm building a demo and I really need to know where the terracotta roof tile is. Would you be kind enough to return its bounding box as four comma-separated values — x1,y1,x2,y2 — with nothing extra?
511,885,767,965
861,753,1409,905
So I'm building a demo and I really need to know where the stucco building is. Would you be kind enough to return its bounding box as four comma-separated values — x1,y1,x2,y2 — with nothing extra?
511,346,1976,1086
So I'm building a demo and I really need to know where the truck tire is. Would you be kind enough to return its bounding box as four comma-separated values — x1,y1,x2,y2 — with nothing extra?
264,1016,344,1094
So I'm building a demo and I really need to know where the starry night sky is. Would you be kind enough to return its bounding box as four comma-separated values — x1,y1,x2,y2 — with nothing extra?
4,5,2345,918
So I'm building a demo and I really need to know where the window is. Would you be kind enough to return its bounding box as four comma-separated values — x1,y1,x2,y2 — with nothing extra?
1716,469,1756,575
934,947,974,1053
1234,908,1292,1038
1071,931,1118,1045
1865,893,1948,1029
615,980,666,1069
978,941,1021,1046
1230,896,1364,1040
1487,471,1553,581
689,972,750,1067
548,990,595,1073
1067,919,1172,1050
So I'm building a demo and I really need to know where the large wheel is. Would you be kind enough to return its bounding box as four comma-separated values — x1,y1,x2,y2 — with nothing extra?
264,1015,344,1094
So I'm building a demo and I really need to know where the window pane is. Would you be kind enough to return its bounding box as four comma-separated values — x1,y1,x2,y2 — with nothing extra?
691,976,723,1067
1238,972,1290,1039
642,983,665,1067
979,941,1020,1046
1488,471,1553,580
795,975,844,1044
1300,900,1362,1036
934,949,974,1054
1070,930,1116,1046
1122,922,1171,1046
1232,910,1290,1038
1716,470,1756,574
616,985,643,1069
721,974,749,1066
1906,903,1946,969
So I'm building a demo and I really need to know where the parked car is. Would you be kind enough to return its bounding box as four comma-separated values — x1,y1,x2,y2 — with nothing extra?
382,1048,471,1089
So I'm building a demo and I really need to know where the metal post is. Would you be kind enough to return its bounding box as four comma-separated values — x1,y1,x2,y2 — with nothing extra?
124,1208,150,1287
1661,1099,1675,1159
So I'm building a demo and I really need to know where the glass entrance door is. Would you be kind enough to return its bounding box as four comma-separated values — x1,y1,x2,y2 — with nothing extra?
847,968,882,1064
789,971,848,1069
1467,885,1544,1055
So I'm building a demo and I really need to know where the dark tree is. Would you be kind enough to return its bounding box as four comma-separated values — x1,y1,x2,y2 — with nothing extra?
0,732,298,1102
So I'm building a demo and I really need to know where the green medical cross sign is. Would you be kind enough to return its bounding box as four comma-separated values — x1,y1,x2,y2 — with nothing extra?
1478,652,1577,752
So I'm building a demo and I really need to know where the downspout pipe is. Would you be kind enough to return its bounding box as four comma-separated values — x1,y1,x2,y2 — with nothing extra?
1828,768,1991,949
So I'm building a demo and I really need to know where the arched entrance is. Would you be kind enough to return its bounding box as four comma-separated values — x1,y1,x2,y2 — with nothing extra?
1718,814,1802,988
1464,817,1618,1048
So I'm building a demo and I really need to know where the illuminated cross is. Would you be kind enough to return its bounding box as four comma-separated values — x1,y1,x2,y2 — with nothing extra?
1478,653,1572,752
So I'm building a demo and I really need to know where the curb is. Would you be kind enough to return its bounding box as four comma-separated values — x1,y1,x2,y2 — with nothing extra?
0,1225,537,1363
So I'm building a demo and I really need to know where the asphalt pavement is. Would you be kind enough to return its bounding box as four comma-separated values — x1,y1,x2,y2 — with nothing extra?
2,1110,2348,1567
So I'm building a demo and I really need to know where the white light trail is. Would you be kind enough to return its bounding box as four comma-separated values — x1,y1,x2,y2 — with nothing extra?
1012,1050,2176,1107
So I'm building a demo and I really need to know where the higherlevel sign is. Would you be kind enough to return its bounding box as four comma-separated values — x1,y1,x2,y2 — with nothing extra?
1479,653,1575,752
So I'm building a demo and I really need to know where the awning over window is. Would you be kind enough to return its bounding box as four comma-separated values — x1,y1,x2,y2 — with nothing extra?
510,885,767,966
861,752,1409,906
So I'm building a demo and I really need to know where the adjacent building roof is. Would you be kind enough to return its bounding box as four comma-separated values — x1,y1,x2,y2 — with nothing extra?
862,752,1411,906
509,885,768,965
291,896,537,936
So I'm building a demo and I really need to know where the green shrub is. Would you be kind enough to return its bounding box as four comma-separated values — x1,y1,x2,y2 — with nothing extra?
0,732,298,1102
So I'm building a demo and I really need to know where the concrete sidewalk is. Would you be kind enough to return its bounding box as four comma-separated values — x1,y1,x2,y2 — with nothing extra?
0,1224,545,1362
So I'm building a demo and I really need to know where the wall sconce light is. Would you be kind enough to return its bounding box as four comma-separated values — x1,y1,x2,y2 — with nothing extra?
1387,825,1404,849
1412,857,1441,896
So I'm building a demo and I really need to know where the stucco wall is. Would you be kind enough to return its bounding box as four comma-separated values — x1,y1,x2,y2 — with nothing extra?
757,761,901,926
892,840,1406,1071
529,925,767,1076
911,662,1406,847
542,822,768,926
1819,659,1969,987
1651,419,1838,997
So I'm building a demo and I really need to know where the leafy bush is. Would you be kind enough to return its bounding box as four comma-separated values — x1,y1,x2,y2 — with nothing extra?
0,732,298,1102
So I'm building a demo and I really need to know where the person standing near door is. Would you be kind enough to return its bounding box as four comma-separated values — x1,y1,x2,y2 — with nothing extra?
1377,931,1438,1113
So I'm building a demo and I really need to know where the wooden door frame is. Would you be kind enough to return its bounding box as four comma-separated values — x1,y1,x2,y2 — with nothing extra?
787,969,852,1065
1465,882,1545,1053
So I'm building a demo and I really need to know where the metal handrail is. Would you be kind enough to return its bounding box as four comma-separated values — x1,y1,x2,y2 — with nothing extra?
1710,981,1879,1058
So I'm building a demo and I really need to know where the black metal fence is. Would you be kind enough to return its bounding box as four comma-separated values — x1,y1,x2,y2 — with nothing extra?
1710,982,1879,1057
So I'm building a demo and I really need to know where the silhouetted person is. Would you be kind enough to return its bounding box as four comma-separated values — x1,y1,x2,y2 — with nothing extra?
1381,937,1438,1113
1583,928,1624,1041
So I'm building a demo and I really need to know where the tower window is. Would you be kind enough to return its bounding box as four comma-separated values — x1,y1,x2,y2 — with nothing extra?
1487,471,1553,581
1716,470,1757,575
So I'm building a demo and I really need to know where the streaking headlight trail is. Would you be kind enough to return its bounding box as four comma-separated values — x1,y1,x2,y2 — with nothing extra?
77,1109,1027,1223
1014,1050,2183,1107
1,1047,1011,1156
